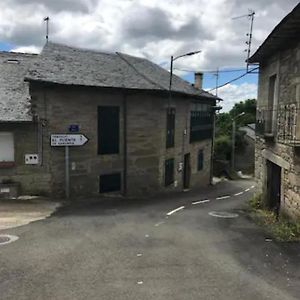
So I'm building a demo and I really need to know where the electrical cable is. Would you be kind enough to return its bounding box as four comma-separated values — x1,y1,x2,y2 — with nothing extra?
206,67,259,92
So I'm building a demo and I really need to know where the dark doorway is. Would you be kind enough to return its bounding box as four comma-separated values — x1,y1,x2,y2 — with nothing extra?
183,153,191,189
100,173,121,193
266,160,281,214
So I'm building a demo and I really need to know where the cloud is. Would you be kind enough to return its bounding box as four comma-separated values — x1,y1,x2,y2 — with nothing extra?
0,0,298,68
5,0,95,13
11,45,41,54
121,5,212,47
0,0,298,108
212,82,258,112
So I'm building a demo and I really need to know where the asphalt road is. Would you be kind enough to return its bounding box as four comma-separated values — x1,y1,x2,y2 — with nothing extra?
0,179,300,300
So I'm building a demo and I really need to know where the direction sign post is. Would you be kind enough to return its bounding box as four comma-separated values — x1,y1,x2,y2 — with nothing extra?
51,134,89,198
51,134,88,147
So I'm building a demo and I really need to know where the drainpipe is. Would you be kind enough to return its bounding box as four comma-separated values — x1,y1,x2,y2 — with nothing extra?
123,93,128,196
210,104,222,185
209,110,216,185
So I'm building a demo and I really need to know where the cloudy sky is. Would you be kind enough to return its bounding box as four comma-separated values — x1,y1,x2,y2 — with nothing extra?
0,0,298,111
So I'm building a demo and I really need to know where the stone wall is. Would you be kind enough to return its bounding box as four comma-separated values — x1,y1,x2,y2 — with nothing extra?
3,83,213,199
0,122,51,195
255,40,300,219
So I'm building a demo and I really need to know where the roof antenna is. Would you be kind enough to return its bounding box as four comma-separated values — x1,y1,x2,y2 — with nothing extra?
44,16,50,44
232,9,255,72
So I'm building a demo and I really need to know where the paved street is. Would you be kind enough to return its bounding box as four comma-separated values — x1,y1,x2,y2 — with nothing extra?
0,179,299,300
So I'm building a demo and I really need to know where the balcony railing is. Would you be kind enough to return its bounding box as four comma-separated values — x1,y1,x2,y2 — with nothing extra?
256,104,300,146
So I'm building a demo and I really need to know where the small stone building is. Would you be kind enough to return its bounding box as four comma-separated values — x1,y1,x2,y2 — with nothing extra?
248,3,300,219
0,42,219,199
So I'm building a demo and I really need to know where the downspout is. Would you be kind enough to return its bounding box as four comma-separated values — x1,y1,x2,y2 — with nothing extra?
123,93,128,196
209,103,216,185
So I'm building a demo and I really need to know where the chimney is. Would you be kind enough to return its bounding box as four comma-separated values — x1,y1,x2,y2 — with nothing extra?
194,72,203,89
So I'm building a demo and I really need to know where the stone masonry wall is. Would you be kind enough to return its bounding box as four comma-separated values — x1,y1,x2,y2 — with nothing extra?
255,41,300,219
10,83,214,199
0,122,51,195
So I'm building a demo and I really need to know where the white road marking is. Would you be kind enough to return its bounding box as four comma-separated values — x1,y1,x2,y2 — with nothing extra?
216,195,230,200
137,281,143,285
209,211,239,218
245,188,250,192
155,221,165,227
137,253,142,257
166,206,185,216
0,234,19,246
250,185,255,189
234,192,244,196
192,199,210,205
145,234,149,238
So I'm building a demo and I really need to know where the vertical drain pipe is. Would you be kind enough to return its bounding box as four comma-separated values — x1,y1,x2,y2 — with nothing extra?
123,93,128,196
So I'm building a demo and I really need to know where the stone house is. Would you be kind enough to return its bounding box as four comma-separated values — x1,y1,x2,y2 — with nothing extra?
248,3,300,219
0,42,219,199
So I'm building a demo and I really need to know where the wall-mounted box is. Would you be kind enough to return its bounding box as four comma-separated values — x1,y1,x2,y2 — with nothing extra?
25,154,39,165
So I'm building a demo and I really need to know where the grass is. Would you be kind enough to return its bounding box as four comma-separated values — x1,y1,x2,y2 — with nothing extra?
249,194,300,242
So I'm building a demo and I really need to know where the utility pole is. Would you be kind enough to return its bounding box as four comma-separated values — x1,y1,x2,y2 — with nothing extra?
231,119,236,170
231,112,245,170
215,67,219,97
44,16,50,43
232,9,255,72
246,10,255,72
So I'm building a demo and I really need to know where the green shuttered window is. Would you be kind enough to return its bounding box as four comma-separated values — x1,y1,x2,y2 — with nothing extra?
190,111,213,143
165,158,174,186
98,106,120,154
166,108,175,148
197,150,204,171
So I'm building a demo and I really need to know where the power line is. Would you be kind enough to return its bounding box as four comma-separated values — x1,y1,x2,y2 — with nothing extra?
207,67,259,92
173,67,257,73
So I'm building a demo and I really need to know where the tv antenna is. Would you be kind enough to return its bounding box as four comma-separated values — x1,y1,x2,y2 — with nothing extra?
44,16,50,43
232,9,255,72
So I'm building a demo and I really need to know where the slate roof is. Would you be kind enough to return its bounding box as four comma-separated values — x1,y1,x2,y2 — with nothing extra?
0,52,37,122
26,42,218,100
248,3,300,63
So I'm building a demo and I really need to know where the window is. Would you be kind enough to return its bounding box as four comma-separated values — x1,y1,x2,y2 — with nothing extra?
190,104,213,143
166,108,175,148
197,150,204,171
98,106,120,154
165,158,174,186
0,132,14,162
266,75,277,133
100,173,121,193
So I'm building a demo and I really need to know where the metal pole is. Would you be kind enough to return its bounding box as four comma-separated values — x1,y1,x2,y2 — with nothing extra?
168,56,174,110
210,111,216,184
44,17,49,43
215,67,219,97
231,120,236,170
246,11,255,72
65,146,70,198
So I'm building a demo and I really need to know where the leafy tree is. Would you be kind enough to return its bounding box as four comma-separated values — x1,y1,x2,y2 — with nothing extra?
214,99,256,162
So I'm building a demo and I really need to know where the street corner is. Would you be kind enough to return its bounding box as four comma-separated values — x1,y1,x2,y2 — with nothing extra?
0,197,61,231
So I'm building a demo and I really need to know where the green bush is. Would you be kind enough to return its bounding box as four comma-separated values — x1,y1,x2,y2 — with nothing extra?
249,193,263,210
249,194,300,241
214,135,231,160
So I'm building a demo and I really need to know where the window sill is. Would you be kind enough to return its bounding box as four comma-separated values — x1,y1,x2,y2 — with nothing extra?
0,161,16,168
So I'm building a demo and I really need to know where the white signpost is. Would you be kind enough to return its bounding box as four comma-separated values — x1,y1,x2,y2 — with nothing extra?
51,134,89,198
51,134,88,146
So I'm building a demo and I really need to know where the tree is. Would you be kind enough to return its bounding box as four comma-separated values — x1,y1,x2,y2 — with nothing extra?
214,99,256,161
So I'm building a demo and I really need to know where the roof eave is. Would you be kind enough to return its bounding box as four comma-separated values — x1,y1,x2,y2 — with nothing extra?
25,77,220,102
